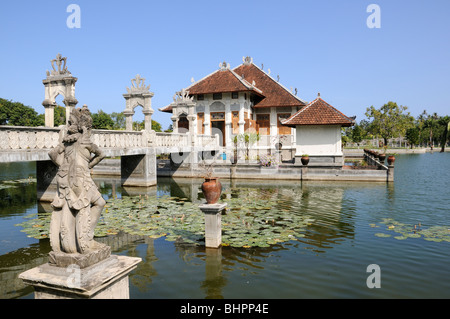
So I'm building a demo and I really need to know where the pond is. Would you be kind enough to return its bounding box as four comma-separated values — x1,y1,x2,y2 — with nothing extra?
1,152,449,299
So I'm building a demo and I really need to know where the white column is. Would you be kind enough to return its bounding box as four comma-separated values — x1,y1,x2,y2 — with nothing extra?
204,104,211,135
238,105,245,134
225,101,231,148
270,107,278,137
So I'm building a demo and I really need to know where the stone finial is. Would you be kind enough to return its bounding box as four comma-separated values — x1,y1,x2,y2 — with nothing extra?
126,74,151,94
49,53,71,76
173,88,194,104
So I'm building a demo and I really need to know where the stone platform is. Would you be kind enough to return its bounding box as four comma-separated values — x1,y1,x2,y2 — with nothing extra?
19,254,141,299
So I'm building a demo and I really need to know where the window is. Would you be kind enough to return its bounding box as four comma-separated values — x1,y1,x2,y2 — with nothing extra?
277,113,292,135
232,92,239,99
197,94,204,101
213,93,222,100
256,114,270,135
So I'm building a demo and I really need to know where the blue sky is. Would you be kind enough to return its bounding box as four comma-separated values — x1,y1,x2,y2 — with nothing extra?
0,0,449,130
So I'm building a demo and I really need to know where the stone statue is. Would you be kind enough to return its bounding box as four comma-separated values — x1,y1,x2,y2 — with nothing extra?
48,105,108,265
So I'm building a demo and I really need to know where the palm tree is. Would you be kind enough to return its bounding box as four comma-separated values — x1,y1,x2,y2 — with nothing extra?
424,112,439,150
438,115,450,152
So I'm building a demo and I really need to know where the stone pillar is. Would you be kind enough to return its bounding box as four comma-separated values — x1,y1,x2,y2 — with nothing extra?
124,110,134,131
143,108,154,133
204,104,211,135
387,165,394,182
187,114,197,143
270,107,278,137
171,115,178,133
36,160,58,202
199,203,227,248
121,149,157,187
238,107,245,135
43,104,55,128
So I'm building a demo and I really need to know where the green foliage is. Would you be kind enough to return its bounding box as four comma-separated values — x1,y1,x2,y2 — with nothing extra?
92,110,114,129
132,120,162,132
0,98,44,126
110,112,125,130
350,124,364,145
152,120,162,132
405,127,420,148
365,101,414,146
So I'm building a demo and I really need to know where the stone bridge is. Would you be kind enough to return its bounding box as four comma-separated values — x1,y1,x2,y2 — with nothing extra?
0,125,219,200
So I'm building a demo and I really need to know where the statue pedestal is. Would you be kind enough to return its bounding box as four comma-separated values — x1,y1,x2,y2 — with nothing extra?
199,203,227,248
19,255,141,299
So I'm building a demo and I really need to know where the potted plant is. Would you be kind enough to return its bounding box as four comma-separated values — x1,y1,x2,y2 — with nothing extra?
387,154,396,166
200,160,222,204
301,154,310,165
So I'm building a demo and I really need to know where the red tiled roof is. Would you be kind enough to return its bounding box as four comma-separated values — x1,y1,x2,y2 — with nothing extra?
186,68,263,96
281,97,354,127
159,104,172,113
233,63,307,108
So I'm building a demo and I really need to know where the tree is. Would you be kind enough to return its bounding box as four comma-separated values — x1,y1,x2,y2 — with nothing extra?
351,124,364,147
405,127,420,149
92,110,114,129
152,120,162,132
365,101,413,146
164,124,173,133
438,115,450,152
0,98,44,126
110,112,126,130
54,105,66,126
423,112,439,149
237,132,260,159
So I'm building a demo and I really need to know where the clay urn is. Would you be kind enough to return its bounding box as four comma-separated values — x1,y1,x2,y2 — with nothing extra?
201,177,222,204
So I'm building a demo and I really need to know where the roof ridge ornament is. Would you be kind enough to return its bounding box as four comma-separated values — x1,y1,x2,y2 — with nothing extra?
219,61,230,70
243,56,253,65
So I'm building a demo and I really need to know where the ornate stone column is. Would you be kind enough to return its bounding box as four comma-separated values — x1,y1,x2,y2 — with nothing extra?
122,75,154,134
42,54,78,127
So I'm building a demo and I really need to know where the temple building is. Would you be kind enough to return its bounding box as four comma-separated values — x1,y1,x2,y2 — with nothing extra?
160,56,354,163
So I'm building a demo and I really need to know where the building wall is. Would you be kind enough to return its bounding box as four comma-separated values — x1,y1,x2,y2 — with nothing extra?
295,125,342,156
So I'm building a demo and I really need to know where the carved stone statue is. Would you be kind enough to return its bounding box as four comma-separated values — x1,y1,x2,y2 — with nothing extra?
48,105,109,266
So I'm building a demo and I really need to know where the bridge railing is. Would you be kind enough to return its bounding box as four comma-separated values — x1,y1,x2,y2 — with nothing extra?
91,129,146,148
0,126,60,150
154,132,190,148
0,126,148,150
0,125,219,151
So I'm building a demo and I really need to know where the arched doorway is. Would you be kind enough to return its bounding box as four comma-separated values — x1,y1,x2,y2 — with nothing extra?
178,115,189,133
123,75,154,132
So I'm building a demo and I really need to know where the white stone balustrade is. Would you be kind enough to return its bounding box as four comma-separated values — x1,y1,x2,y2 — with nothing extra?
0,126,220,162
